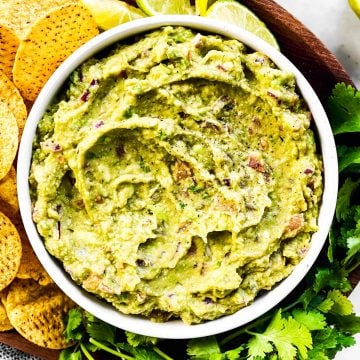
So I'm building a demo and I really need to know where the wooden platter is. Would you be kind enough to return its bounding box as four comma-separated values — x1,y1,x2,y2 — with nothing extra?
0,0,357,358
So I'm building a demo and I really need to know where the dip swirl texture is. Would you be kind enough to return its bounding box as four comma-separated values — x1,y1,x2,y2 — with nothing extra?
30,26,323,324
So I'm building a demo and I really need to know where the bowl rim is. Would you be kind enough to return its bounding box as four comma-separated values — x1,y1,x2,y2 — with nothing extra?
17,14,338,339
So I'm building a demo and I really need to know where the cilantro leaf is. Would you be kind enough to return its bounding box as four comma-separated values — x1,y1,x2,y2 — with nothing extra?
85,312,116,346
336,178,360,221
298,288,318,309
187,343,243,360
247,334,273,359
315,289,353,316
305,349,329,360
337,209,360,251
334,199,360,272
328,83,360,135
329,313,360,334
312,327,341,350
317,298,335,313
59,349,83,360
309,327,356,359
247,310,312,360
344,236,360,266
117,343,163,360
313,268,333,293
313,267,352,293
292,309,327,330
187,336,223,360
64,308,84,342
223,346,244,360
326,289,353,315
188,183,204,193
125,331,158,347
86,342,99,353
337,145,360,173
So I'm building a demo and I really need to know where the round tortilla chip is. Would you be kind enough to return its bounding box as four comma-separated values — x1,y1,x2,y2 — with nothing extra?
0,201,21,229
0,299,12,331
0,24,19,80
0,166,19,218
0,0,75,40
13,3,99,101
0,211,22,292
0,287,8,306
0,71,27,138
0,288,12,331
6,278,76,349
0,101,18,180
16,226,53,286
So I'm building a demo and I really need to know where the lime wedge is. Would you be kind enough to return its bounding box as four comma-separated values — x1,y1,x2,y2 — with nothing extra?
81,0,146,30
195,0,208,16
205,0,279,49
136,0,194,16
349,0,360,18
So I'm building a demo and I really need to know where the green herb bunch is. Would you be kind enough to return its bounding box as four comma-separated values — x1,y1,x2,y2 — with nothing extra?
60,84,360,360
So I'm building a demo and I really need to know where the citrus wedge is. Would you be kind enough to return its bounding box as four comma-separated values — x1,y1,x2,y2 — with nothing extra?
206,0,279,49
195,0,208,16
81,0,145,30
136,0,194,16
349,0,360,18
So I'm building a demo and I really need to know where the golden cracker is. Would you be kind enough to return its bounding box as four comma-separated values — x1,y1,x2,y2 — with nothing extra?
0,102,18,181
0,24,19,80
6,278,76,349
0,211,21,292
0,71,27,138
13,3,99,101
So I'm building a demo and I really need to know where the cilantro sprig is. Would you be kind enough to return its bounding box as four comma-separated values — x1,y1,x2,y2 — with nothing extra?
328,83,360,135
60,309,172,360
184,266,358,360
60,83,360,360
328,83,360,274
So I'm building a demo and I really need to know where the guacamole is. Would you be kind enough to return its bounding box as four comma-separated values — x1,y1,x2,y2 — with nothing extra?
30,26,323,324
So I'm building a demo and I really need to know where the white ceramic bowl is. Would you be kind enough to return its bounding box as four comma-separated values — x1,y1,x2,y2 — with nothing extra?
17,15,338,339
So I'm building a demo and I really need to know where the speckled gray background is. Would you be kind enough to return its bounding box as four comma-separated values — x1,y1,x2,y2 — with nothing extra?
0,343,40,360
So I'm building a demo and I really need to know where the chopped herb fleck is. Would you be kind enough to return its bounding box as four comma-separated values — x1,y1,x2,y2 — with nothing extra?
124,107,134,118
201,191,211,199
188,184,203,193
139,156,150,173
179,201,187,209
158,130,167,140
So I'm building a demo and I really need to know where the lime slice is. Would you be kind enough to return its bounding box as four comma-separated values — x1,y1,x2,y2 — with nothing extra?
205,0,279,49
81,0,146,30
136,0,194,16
349,0,360,18
196,0,208,16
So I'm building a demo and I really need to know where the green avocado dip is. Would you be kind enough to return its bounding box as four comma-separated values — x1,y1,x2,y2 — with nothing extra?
30,26,323,324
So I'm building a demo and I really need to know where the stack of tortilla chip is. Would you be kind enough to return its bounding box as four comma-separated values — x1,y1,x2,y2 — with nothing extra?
6,278,76,349
0,193,77,349
0,0,100,350
0,0,99,102
0,194,77,349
